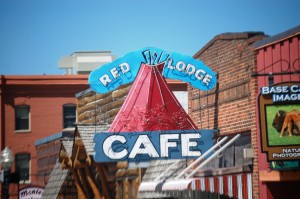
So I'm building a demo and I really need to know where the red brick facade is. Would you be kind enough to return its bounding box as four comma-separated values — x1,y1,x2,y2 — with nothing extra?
0,75,89,197
188,32,266,199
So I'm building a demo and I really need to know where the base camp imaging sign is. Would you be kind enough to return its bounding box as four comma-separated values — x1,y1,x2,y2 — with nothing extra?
259,82,300,161
94,130,217,162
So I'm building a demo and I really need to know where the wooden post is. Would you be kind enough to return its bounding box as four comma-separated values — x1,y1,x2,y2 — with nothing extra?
84,166,102,198
73,170,87,199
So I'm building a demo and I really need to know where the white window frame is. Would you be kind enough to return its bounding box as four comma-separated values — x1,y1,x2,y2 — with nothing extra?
15,153,31,184
63,104,76,130
15,105,31,133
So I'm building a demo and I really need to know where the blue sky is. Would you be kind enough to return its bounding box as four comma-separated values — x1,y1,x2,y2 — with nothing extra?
0,0,299,75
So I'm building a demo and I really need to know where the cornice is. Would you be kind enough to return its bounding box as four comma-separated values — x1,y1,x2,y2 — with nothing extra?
0,75,89,85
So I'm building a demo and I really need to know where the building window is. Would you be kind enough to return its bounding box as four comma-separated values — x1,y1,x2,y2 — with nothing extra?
63,104,76,129
15,106,30,131
15,153,30,182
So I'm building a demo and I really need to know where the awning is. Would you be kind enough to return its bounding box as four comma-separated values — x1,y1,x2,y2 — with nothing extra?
139,173,252,199
139,180,193,192
162,179,194,191
139,181,163,192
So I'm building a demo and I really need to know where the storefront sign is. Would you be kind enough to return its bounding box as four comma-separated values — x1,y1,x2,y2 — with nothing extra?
19,186,44,199
259,82,300,162
94,130,216,162
270,160,300,170
261,85,300,102
89,47,216,94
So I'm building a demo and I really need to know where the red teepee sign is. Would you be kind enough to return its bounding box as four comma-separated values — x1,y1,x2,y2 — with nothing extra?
108,63,197,132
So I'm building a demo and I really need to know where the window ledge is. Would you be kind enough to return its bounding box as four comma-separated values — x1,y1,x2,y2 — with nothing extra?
63,127,75,132
15,130,31,133
18,179,31,184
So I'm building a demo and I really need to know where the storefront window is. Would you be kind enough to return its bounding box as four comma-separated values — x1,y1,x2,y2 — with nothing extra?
219,133,251,168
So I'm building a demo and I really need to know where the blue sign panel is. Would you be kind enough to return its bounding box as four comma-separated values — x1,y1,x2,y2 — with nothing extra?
94,129,216,162
162,51,216,91
88,47,217,94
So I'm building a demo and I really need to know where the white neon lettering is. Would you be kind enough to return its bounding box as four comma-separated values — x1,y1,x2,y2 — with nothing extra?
195,69,205,80
176,61,186,72
129,135,159,158
261,87,269,94
203,74,212,85
103,135,128,159
186,64,196,75
99,62,130,87
110,67,120,79
181,133,201,157
291,85,300,93
167,59,175,69
119,63,130,74
99,74,112,87
160,134,179,157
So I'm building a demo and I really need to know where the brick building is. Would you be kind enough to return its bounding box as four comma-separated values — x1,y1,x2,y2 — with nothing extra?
0,75,89,198
48,34,267,199
41,33,267,199
188,32,266,198
3,27,299,199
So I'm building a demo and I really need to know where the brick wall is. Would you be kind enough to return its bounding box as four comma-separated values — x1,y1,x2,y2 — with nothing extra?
0,75,89,192
189,32,266,199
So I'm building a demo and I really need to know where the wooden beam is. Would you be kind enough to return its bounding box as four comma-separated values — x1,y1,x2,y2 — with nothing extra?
96,164,114,199
84,166,102,199
59,150,72,169
74,146,80,165
96,164,115,182
116,168,140,178
77,168,92,199
73,169,87,199
116,161,128,169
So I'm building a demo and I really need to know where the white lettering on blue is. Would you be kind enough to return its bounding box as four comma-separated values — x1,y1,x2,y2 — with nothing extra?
167,59,212,86
103,135,128,159
99,63,131,87
129,135,159,158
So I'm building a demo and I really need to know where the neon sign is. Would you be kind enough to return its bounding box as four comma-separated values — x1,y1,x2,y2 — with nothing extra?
261,85,300,102
94,130,216,162
88,47,216,94
19,187,44,199
259,82,300,161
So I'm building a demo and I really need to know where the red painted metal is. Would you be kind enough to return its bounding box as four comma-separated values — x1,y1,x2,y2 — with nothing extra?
256,34,300,85
243,174,248,199
255,28,300,199
272,43,282,83
108,63,197,132
290,37,300,81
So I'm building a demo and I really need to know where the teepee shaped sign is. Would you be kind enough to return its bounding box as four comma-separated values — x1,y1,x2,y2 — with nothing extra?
89,47,216,94
91,47,217,163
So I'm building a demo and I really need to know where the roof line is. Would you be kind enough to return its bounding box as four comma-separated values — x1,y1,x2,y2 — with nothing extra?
254,25,300,50
35,131,74,146
193,31,265,58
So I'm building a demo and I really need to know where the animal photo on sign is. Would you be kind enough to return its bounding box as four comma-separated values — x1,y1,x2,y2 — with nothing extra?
266,104,300,146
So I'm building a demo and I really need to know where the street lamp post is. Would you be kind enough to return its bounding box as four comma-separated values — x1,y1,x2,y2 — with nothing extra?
0,147,14,199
